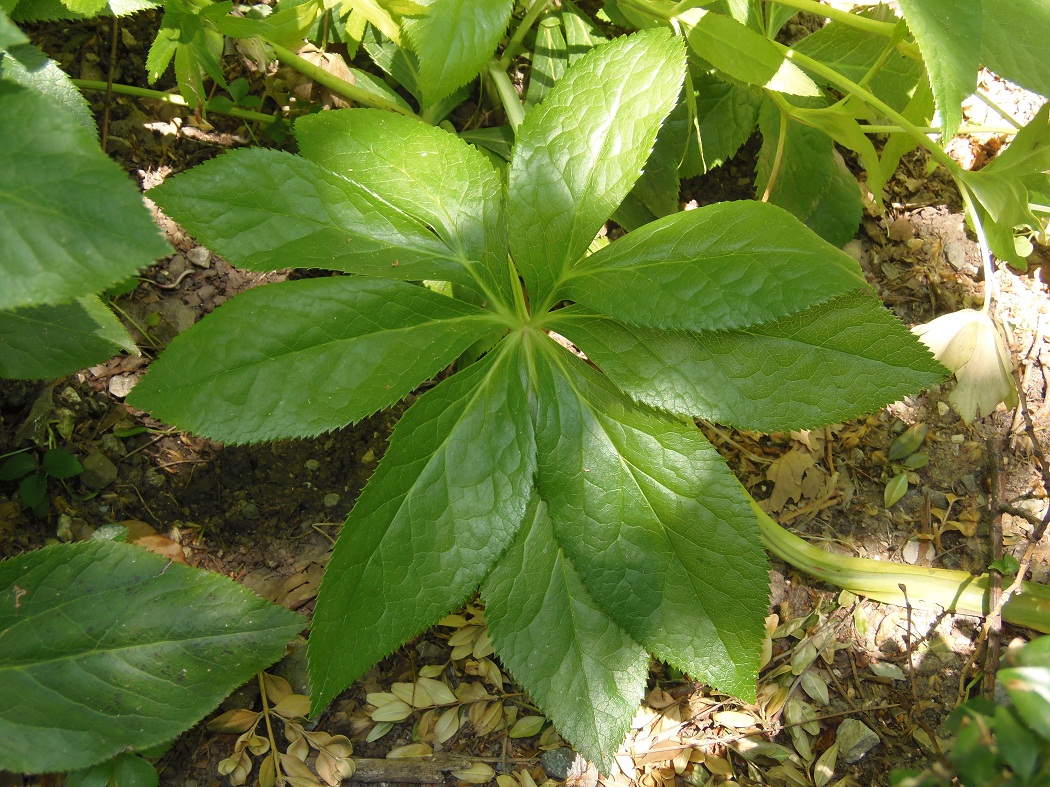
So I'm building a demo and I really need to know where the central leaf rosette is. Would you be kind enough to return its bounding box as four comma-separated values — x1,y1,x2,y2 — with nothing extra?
131,29,944,766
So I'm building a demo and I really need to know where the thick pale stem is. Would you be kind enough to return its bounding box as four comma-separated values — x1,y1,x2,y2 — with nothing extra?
959,187,998,315
766,0,896,37
266,40,418,117
500,0,551,69
487,60,525,133
750,495,1050,634
74,79,278,124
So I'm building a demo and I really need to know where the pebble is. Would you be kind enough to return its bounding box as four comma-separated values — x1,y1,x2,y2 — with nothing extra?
304,459,321,471
144,468,166,488
836,719,880,763
108,374,137,399
540,748,577,780
80,449,118,490
99,433,126,458
241,502,261,519
187,246,211,267
323,493,341,508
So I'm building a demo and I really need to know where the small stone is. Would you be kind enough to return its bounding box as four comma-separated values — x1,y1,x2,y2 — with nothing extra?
187,246,211,267
57,386,81,405
304,459,321,471
836,719,880,763
108,374,137,399
166,253,189,277
80,449,118,490
361,449,375,464
540,748,577,780
241,502,261,519
323,493,341,508
99,433,126,458
144,468,166,488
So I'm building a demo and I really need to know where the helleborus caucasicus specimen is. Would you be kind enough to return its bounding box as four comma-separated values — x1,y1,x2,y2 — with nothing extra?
130,29,945,766
913,309,1017,423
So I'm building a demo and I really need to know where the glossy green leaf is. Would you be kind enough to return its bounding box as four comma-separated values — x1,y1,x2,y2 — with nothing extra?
402,0,512,105
679,70,760,178
0,539,304,773
1001,666,1050,740
532,344,768,701
127,278,502,444
630,91,689,220
482,495,649,769
555,291,946,432
792,7,921,114
295,109,512,307
980,0,1050,99
8,0,157,20
524,13,566,109
681,9,819,96
755,99,863,247
895,0,980,138
563,201,867,332
884,472,908,508
146,0,226,109
507,28,685,307
560,0,603,62
0,296,136,380
309,338,535,714
961,104,1050,267
42,448,82,479
68,754,159,787
0,7,26,45
150,147,477,289
0,82,169,311
0,42,94,130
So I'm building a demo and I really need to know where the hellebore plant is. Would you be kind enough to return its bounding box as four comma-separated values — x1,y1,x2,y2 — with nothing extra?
129,30,948,765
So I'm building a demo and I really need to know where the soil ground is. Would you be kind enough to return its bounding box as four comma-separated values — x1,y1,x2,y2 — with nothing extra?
2,11,1049,787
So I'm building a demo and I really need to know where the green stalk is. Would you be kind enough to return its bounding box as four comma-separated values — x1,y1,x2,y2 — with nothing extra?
73,80,278,124
860,124,1020,136
499,0,551,69
265,40,418,117
487,59,525,133
766,0,896,37
750,496,1050,634
777,44,960,173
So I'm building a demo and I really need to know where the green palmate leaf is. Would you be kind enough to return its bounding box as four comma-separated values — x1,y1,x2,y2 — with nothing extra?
980,0,1050,99
0,539,304,773
679,70,761,178
756,99,863,247
402,0,512,106
507,28,685,307
146,0,226,109
0,42,94,131
629,91,690,220
68,754,158,787
562,201,867,332
791,6,922,114
961,104,1050,266
560,0,603,62
532,344,768,701
895,0,980,139
553,291,947,432
150,147,477,289
295,109,513,308
0,83,169,311
309,338,535,714
524,13,567,110
0,296,136,380
681,9,819,97
8,0,157,19
481,494,649,769
127,278,503,443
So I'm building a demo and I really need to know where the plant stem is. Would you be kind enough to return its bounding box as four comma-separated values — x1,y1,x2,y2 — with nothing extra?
765,0,897,37
777,44,961,173
265,40,418,117
500,0,550,69
959,186,998,315
749,495,1050,634
860,124,1020,136
73,79,278,124
487,60,525,133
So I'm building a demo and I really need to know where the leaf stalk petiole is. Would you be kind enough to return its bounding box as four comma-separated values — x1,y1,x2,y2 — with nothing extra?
73,79,278,124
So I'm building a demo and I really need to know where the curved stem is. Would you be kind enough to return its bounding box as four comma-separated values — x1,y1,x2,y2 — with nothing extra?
861,124,1020,136
499,0,550,69
750,494,1050,634
73,79,278,124
766,0,896,37
487,59,525,133
266,40,418,117
777,43,961,174
959,186,998,315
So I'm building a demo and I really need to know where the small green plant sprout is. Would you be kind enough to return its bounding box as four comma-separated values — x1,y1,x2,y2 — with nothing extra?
0,447,83,517
882,422,929,508
129,29,947,765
